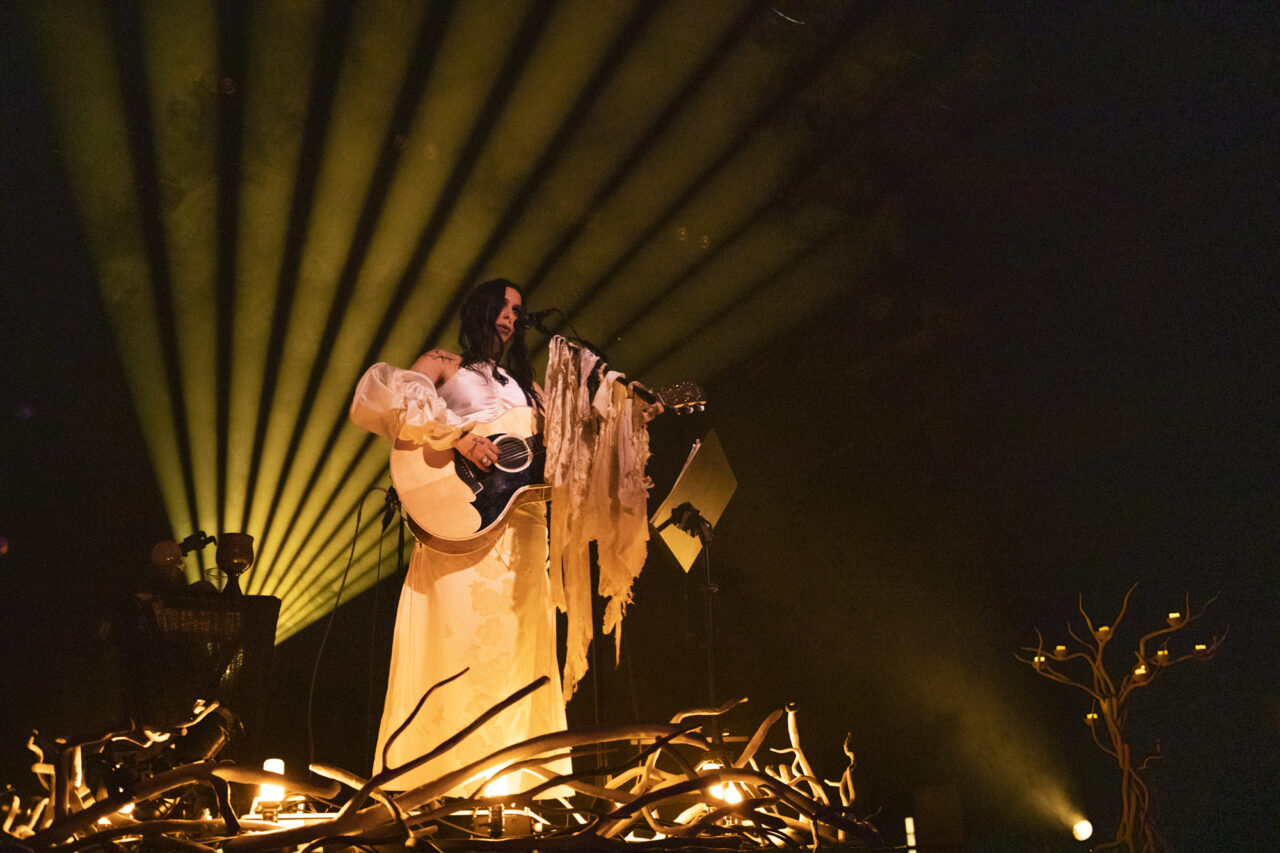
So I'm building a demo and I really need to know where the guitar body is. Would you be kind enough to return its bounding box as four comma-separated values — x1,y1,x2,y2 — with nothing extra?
388,382,704,555
390,406,550,555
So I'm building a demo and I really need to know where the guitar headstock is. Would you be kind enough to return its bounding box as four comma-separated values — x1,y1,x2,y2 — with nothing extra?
655,381,706,414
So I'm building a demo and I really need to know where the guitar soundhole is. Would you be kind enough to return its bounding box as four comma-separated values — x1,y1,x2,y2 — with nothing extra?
492,434,532,473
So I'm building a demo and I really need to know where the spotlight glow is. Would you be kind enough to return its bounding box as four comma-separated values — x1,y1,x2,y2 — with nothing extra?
20,1,889,643
1072,819,1093,841
259,757,286,805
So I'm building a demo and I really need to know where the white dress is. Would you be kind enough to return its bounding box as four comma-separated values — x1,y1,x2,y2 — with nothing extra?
354,362,570,796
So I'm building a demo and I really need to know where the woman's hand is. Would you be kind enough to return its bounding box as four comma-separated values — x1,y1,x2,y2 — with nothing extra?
457,432,501,471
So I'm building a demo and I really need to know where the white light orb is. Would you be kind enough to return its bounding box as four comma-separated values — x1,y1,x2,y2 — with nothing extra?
1072,819,1093,841
260,758,285,804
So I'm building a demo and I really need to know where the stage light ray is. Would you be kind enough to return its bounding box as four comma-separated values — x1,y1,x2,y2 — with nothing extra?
138,1,224,574
238,0,353,543
248,4,474,605
260,5,560,607
241,0,466,590
605,208,853,374
214,0,249,536
264,3,619,614
273,507,390,638
261,438,389,611
22,2,203,568
526,4,866,347
434,1,658,298
18,0,948,643
519,3,761,300
570,127,810,347
224,1,323,539
111,1,212,576
638,214,891,387
244,4,451,593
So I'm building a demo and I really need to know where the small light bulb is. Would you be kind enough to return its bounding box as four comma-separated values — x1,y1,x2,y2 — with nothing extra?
259,758,285,806
710,780,743,803
484,774,511,798
1073,819,1093,840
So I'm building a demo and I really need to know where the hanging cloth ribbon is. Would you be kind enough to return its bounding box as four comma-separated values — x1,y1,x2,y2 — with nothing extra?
543,336,654,698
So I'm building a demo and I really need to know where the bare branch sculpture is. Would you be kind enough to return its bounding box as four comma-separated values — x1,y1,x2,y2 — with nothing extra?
2,686,880,852
1017,583,1224,853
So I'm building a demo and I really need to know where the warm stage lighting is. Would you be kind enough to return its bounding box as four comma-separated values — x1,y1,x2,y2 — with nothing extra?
696,757,743,805
260,757,286,802
253,757,286,821
483,772,512,799
20,1,886,643
1072,818,1093,841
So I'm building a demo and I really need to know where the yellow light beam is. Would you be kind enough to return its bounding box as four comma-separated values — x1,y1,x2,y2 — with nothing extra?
21,2,199,556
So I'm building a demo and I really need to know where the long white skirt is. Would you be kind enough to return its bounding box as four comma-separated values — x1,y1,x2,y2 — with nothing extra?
373,504,570,795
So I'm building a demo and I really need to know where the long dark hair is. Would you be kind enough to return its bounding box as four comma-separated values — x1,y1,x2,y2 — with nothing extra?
458,278,537,406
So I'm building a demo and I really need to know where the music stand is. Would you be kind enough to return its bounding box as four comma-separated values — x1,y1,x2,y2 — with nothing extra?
650,430,736,571
650,430,736,706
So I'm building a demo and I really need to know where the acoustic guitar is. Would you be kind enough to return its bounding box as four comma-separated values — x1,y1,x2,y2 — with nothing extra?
390,382,704,554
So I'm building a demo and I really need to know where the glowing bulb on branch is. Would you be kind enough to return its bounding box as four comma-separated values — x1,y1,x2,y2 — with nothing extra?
484,773,511,798
697,757,743,804
257,758,285,818
712,779,744,804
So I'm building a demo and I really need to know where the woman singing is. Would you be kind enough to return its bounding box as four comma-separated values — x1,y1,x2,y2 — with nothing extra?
349,278,569,796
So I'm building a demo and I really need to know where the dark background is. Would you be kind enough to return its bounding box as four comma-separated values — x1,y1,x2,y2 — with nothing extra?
3,3,1278,850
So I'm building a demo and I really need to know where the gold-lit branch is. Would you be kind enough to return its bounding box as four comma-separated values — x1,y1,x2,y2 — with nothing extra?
1017,583,1224,853
5,689,879,852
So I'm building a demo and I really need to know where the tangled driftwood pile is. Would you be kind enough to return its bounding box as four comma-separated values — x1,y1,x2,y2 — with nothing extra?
3,678,880,851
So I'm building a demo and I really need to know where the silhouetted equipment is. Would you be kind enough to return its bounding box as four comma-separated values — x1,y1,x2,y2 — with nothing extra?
118,592,279,756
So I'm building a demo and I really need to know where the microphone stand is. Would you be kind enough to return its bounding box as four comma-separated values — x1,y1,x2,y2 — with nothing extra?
656,502,718,705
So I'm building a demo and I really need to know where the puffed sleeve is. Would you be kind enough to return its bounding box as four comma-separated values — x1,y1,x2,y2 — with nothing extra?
349,362,474,450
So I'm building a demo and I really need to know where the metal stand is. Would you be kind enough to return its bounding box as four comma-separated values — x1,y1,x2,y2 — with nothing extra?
650,431,736,706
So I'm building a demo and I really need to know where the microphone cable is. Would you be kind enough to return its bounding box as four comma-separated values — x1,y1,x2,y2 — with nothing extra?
365,486,408,769
306,485,392,775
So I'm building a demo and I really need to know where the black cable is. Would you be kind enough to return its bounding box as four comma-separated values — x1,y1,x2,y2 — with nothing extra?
365,507,386,774
305,486,385,773
366,488,409,771
703,540,716,708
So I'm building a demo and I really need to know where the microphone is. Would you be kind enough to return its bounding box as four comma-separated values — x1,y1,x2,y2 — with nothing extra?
516,308,557,332
178,530,216,555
